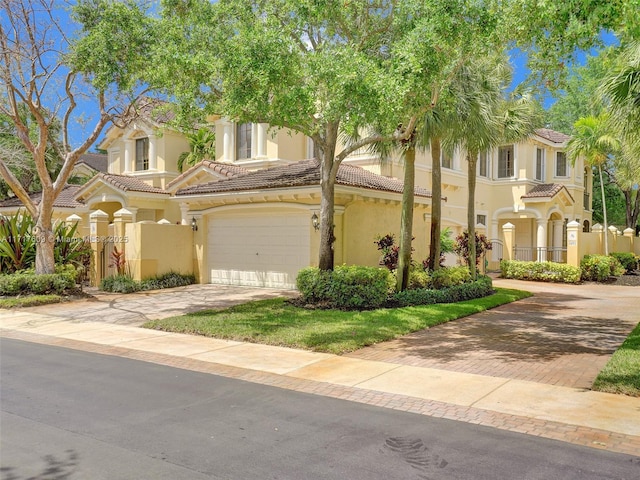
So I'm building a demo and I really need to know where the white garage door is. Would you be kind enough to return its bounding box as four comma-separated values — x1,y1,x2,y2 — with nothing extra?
207,212,310,288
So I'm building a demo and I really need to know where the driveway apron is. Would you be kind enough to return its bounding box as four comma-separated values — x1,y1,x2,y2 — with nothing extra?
346,279,640,389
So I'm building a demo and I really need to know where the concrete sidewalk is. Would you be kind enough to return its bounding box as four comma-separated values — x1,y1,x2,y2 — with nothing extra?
1,280,639,456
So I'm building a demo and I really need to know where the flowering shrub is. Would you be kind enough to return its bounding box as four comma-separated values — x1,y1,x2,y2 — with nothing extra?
454,231,492,267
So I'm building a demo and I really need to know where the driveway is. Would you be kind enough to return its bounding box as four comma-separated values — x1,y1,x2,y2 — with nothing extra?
8,284,297,326
347,278,640,389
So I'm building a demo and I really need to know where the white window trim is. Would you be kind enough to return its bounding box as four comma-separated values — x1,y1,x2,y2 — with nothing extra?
496,144,516,179
554,151,570,178
535,147,545,182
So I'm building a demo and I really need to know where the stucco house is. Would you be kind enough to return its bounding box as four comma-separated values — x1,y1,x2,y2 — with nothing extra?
1,101,596,288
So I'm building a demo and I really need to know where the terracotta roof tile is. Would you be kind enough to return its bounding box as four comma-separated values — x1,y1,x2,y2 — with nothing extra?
0,185,84,208
166,160,250,189
535,128,571,144
522,183,574,202
176,159,432,198
98,174,169,194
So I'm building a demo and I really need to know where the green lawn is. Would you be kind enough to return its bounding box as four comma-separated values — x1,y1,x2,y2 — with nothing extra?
143,287,531,355
0,294,62,308
592,322,640,397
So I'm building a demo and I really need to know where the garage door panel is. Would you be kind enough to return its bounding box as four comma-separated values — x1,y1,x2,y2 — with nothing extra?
208,212,310,289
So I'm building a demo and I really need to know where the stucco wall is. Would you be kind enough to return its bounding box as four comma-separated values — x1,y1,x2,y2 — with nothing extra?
125,222,193,280
342,201,429,267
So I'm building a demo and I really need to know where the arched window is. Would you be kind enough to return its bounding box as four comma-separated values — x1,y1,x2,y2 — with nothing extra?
583,220,590,233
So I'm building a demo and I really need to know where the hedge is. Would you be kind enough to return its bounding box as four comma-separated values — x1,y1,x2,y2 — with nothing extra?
393,275,494,307
500,260,581,283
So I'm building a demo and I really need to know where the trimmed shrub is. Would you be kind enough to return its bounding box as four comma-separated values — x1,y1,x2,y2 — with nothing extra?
610,252,639,273
140,272,196,290
430,266,471,289
296,267,333,303
100,272,195,293
100,275,141,294
407,268,431,290
394,275,494,307
500,260,581,284
0,271,75,295
297,266,393,309
580,255,625,282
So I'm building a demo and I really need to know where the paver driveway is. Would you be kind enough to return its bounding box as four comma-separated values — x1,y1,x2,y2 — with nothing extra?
9,284,296,326
347,278,639,389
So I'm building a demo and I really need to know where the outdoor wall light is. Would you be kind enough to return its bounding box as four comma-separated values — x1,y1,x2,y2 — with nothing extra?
311,212,320,231
191,216,198,232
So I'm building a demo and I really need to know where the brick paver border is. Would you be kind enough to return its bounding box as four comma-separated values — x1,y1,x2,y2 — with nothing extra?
3,328,639,457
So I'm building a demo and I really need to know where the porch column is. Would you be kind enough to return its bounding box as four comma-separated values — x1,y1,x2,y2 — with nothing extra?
124,139,134,173
89,210,109,286
536,219,547,262
552,220,564,262
592,224,604,255
148,134,157,170
502,222,515,261
113,208,133,256
566,220,580,267
623,228,635,255
223,121,233,161
180,203,190,225
256,123,268,158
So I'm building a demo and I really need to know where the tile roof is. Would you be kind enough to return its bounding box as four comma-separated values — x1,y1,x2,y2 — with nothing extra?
522,183,574,202
96,174,169,195
535,128,571,144
76,153,108,173
166,160,250,189
0,185,84,208
176,159,432,198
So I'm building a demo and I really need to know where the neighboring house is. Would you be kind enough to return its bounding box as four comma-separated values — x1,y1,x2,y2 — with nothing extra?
0,103,594,288
71,153,109,182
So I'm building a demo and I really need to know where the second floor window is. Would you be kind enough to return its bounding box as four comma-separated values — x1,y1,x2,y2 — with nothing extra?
498,145,514,178
236,123,252,160
556,151,568,177
478,151,488,177
477,214,487,226
535,148,545,181
441,151,453,169
135,137,149,171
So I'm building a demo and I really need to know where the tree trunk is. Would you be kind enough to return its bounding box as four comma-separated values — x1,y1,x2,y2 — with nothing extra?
599,165,609,256
318,124,339,271
397,144,416,291
428,137,442,271
467,154,477,279
34,206,56,274
624,188,640,230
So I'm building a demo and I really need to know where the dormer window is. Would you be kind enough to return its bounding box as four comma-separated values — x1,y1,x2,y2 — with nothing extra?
236,123,252,160
136,137,149,171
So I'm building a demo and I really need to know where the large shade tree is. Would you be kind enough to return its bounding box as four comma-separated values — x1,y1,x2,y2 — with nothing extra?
0,0,152,273
145,0,633,272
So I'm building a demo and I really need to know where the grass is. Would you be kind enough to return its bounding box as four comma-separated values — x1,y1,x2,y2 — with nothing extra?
0,294,62,308
592,321,640,397
143,287,531,355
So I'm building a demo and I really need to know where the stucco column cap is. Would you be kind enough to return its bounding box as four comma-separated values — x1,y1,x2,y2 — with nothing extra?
623,228,635,237
66,214,82,223
502,222,515,229
114,208,133,219
89,209,108,220
566,220,580,228
157,219,171,224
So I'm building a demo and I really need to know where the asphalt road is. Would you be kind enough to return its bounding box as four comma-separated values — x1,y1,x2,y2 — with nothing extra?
1,338,638,480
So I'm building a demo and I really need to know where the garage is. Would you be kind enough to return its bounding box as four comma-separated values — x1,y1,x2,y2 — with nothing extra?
207,211,311,288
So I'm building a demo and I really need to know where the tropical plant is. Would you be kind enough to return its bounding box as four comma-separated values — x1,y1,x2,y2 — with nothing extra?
454,231,493,270
0,212,35,273
108,246,128,276
567,114,619,255
177,127,216,172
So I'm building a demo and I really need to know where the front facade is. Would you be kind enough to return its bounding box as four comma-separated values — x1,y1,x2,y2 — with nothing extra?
0,104,594,288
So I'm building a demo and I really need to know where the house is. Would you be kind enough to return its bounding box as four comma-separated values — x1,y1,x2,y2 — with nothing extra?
1,101,598,288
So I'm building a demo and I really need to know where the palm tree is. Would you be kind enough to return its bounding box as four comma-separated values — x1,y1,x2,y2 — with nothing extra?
566,115,619,255
177,127,216,172
445,56,540,278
